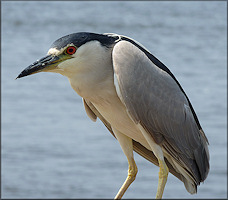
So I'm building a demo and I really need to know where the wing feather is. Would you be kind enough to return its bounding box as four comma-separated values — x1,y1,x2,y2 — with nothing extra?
112,40,209,186
83,99,186,183
83,99,97,122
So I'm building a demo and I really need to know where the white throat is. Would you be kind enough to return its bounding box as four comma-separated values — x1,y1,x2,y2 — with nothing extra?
61,41,115,101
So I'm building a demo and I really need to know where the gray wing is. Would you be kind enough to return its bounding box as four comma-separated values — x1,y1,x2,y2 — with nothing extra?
83,98,186,183
112,40,209,186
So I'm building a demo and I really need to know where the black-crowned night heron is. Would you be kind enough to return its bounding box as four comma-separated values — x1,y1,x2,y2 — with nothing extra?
17,32,210,199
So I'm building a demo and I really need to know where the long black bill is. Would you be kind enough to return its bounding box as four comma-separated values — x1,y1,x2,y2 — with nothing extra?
16,55,60,79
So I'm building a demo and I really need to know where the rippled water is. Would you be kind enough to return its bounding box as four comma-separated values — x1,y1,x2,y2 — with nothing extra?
2,1,227,199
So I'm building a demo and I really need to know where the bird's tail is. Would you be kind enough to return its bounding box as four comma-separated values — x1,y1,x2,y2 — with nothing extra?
132,128,210,194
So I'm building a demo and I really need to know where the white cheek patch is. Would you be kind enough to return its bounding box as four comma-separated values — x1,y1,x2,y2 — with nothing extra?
47,43,75,56
47,48,61,55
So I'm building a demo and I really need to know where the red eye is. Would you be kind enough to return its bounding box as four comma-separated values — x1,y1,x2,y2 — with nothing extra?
66,46,76,55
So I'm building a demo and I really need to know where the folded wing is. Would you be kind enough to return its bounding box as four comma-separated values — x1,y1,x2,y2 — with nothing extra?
112,40,209,193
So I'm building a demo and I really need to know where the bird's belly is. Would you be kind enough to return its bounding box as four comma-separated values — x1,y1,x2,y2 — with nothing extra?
92,97,151,150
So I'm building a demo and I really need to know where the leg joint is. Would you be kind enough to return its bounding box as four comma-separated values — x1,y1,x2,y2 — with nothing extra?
158,159,169,178
128,162,138,180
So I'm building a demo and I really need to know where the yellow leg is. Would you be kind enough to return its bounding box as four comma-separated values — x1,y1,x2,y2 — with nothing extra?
114,157,138,199
112,128,138,199
155,159,169,199
136,125,169,199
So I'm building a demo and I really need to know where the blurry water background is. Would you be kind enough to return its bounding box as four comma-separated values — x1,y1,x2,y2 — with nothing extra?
1,1,227,199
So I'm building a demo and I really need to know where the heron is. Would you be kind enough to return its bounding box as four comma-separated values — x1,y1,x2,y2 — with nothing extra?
17,32,210,199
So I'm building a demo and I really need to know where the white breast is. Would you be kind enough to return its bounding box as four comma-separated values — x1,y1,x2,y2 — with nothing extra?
91,91,151,151
64,40,150,150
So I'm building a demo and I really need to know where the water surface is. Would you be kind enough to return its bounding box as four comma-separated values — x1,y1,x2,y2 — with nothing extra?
2,1,227,199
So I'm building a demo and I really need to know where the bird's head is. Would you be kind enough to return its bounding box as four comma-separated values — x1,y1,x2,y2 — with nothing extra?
16,32,120,79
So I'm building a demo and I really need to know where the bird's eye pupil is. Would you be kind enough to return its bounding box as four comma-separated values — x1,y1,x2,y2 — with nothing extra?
66,46,76,55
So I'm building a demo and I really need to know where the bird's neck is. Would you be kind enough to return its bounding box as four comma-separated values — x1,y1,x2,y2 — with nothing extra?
68,60,116,104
